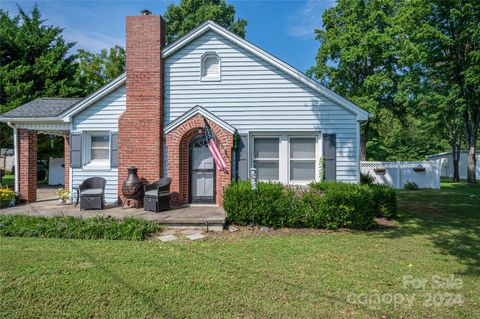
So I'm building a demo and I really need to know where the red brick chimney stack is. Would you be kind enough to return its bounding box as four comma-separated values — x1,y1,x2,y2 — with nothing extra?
118,11,165,203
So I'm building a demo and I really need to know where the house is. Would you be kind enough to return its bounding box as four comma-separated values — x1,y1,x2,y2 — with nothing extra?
427,151,480,179
0,13,369,206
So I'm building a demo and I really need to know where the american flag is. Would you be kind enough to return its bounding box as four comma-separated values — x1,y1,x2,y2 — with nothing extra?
204,119,227,171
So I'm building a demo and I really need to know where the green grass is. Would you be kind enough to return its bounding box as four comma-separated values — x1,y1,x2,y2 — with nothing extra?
0,174,14,187
1,182,479,318
0,215,161,241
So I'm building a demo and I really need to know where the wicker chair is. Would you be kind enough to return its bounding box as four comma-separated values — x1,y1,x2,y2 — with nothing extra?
144,177,172,212
74,177,107,210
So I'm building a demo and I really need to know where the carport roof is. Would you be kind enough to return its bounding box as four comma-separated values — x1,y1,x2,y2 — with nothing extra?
0,98,82,119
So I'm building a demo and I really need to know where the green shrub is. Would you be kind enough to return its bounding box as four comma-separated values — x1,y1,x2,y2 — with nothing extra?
224,181,300,228
368,184,397,219
224,180,376,230
360,172,375,185
309,182,375,230
404,181,419,190
0,215,160,240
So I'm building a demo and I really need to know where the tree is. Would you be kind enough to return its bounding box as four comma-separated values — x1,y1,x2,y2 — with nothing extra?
400,0,479,182
163,0,247,44
0,4,78,148
307,0,404,161
73,46,126,95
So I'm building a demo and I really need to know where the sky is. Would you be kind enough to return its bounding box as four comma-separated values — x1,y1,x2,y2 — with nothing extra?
0,0,336,73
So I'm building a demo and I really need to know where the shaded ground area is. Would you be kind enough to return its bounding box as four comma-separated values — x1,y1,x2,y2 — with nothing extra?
0,182,479,318
391,181,480,276
37,186,58,201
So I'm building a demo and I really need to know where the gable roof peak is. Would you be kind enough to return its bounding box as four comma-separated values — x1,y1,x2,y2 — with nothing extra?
162,21,369,120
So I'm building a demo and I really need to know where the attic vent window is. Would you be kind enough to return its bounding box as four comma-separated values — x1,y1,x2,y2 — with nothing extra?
201,53,220,81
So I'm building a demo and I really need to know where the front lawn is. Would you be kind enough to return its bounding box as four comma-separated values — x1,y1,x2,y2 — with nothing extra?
1,182,479,318
0,174,14,188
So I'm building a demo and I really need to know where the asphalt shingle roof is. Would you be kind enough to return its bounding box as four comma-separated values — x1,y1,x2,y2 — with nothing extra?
0,98,83,119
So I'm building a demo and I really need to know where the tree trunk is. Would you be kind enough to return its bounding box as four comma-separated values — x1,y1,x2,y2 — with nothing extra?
360,122,368,161
466,144,477,183
452,142,460,182
464,108,479,184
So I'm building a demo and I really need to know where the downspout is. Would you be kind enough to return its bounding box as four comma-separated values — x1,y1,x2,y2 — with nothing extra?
231,131,239,182
7,122,19,192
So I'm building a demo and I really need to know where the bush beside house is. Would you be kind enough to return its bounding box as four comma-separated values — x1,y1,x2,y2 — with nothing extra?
224,181,397,230
369,184,397,219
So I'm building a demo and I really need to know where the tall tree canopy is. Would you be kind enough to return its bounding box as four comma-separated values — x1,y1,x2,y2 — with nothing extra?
307,0,416,161
399,0,479,182
163,0,247,44
309,0,478,183
0,5,78,148
73,46,126,95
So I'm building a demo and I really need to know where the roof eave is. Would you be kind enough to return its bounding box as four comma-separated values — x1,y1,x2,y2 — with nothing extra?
164,105,236,134
0,117,63,123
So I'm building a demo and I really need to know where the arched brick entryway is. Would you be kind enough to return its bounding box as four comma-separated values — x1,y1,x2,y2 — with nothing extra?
166,114,234,206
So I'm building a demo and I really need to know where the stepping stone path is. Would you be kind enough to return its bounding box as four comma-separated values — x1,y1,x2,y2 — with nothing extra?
228,225,239,233
186,233,206,241
158,234,177,242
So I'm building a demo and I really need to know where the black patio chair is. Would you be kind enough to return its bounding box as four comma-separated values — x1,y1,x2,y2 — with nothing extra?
144,177,172,212
74,177,107,210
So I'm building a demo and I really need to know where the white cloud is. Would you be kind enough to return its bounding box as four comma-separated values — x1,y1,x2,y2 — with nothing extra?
287,0,336,39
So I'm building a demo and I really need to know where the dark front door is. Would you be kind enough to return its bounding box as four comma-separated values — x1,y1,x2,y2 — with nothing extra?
190,135,215,204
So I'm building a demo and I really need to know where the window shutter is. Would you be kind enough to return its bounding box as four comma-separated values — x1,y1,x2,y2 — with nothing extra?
237,134,249,181
110,132,118,168
70,133,82,168
323,134,336,181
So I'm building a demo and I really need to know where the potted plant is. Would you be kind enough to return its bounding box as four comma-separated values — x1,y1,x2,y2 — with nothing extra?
413,166,426,172
0,187,15,208
55,188,71,204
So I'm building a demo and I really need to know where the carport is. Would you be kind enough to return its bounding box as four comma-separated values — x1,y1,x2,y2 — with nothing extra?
0,98,82,202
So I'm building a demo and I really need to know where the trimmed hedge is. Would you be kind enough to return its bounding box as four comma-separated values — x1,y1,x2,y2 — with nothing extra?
309,182,375,229
224,181,390,230
369,184,397,219
0,215,160,240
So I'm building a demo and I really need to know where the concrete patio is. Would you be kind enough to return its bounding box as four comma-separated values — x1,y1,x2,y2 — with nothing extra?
0,189,226,231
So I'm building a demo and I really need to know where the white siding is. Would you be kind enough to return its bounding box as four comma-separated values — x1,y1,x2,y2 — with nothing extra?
73,85,126,131
71,85,126,203
165,31,359,182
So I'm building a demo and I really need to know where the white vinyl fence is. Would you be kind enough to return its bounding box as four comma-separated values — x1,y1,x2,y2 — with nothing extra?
361,161,440,189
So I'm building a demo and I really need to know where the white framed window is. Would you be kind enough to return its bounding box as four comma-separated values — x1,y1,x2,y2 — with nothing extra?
289,137,316,182
83,131,110,168
253,137,279,181
201,52,220,81
250,134,320,184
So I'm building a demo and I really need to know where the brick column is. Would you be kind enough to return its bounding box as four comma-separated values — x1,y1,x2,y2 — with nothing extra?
18,129,37,202
64,135,70,190
118,14,165,204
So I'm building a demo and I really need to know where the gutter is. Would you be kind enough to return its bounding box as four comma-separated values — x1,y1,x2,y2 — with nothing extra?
0,117,64,123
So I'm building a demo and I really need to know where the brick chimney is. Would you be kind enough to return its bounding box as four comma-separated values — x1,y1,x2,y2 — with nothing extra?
118,12,165,203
